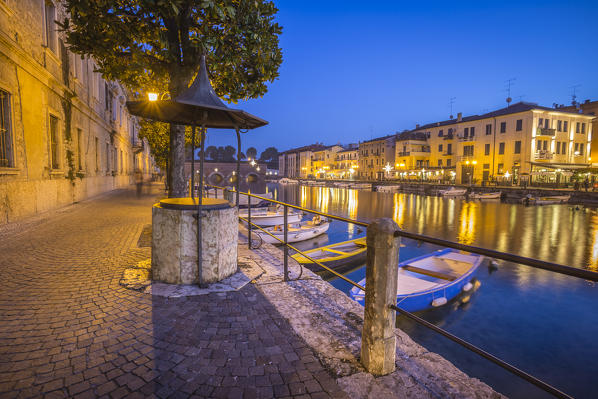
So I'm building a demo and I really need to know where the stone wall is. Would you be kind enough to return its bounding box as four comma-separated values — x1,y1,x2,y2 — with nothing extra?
0,1,155,225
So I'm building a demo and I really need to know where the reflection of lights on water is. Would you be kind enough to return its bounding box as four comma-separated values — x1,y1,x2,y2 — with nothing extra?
589,215,598,271
316,187,330,214
348,189,358,220
393,193,405,229
300,186,308,208
457,202,477,244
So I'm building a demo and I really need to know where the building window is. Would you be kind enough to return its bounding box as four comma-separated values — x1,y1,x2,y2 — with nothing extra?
557,120,562,132
556,142,561,154
544,119,549,128
498,163,504,173
580,143,584,156
582,123,586,134
45,1,57,53
538,118,543,127
464,127,469,137
516,119,522,131
77,128,83,170
485,124,492,135
105,143,109,171
514,141,521,154
483,163,489,169
49,115,60,169
447,159,451,167
498,142,505,155
463,145,474,157
447,143,452,154
574,143,579,154
484,143,490,156
470,127,475,136
438,144,443,152
438,160,442,167
500,122,506,133
576,122,580,133
564,121,568,132
438,129,443,137
562,142,567,155
0,90,13,167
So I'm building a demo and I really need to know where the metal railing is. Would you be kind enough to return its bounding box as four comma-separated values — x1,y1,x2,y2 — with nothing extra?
206,184,598,399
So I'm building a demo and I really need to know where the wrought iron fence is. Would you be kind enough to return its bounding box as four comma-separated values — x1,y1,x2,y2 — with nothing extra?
206,183,598,398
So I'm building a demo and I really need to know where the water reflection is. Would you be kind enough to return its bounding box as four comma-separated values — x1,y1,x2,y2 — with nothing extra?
457,201,477,244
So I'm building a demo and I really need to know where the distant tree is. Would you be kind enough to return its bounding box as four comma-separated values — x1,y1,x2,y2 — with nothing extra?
259,147,278,162
60,0,283,197
246,147,258,160
222,146,237,162
205,146,218,160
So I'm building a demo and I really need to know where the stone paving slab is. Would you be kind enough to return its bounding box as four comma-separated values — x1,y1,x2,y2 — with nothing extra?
0,185,346,399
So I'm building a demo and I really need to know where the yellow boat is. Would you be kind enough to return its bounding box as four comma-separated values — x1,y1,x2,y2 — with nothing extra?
291,237,367,272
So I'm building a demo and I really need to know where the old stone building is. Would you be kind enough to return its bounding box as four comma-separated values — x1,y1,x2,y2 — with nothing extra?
0,1,154,224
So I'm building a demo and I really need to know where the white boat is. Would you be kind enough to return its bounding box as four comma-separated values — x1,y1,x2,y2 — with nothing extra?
350,249,484,312
521,194,570,205
254,217,330,244
278,178,298,184
375,185,401,193
439,187,468,196
468,191,501,199
239,206,303,226
335,182,351,188
206,189,272,206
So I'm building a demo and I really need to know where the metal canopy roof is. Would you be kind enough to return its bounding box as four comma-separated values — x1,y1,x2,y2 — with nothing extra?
126,55,268,129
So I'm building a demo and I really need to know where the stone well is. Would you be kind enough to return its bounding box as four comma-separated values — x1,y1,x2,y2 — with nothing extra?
152,198,238,284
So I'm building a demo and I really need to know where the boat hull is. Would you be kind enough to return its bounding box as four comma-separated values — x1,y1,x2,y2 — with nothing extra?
350,249,483,312
239,211,302,226
469,192,501,199
439,188,467,196
256,222,330,244
291,237,367,272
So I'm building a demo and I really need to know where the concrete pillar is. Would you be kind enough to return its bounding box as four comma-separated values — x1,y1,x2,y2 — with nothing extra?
361,218,400,375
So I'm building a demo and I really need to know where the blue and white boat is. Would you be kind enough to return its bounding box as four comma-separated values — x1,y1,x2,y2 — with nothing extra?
350,249,484,312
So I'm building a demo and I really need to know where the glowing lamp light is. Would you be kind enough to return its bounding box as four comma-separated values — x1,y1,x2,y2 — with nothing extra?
250,160,256,166
504,171,511,179
465,160,470,165
148,92,158,102
256,167,260,171
400,163,405,167
472,160,478,165
214,168,218,172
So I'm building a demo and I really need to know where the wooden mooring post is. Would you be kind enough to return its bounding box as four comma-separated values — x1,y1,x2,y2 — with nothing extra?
361,218,400,375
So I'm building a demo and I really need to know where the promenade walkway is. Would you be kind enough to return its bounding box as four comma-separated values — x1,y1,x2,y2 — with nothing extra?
0,184,345,399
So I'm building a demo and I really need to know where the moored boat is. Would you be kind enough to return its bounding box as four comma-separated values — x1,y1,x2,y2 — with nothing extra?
291,237,367,271
350,249,484,312
375,185,401,193
468,191,501,200
239,206,303,226
350,183,372,190
254,217,330,245
439,187,468,196
279,178,298,184
521,194,570,205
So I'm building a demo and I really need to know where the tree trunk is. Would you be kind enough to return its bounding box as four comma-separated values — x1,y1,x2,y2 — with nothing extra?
167,68,192,198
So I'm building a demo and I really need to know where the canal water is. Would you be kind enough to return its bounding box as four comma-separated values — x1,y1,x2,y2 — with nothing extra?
268,183,598,399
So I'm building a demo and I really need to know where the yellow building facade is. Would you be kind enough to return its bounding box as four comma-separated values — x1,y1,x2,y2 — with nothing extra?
0,1,154,224
404,103,594,184
358,135,395,180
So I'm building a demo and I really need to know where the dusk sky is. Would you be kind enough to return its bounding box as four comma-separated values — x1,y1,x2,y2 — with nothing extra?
205,0,598,156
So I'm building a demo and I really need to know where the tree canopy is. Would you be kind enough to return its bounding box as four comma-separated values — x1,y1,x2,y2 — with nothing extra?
60,0,283,196
245,147,257,160
259,146,278,162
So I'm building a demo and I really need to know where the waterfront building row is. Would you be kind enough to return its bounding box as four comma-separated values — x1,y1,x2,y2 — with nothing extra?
278,101,595,185
0,1,155,224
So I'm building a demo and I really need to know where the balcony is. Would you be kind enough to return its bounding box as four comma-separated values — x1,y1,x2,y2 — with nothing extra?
458,134,475,142
398,151,410,156
443,134,454,140
536,127,556,137
535,150,553,160
443,151,453,156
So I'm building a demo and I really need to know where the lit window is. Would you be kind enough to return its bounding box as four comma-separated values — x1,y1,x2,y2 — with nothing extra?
45,1,57,53
49,115,60,169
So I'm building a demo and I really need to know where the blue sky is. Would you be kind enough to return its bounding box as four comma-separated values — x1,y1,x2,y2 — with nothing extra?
205,0,598,156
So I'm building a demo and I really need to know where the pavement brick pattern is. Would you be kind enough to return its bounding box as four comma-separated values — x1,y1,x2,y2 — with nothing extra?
0,185,346,399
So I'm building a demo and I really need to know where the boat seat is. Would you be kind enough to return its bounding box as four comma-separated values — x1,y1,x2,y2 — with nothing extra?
403,265,457,281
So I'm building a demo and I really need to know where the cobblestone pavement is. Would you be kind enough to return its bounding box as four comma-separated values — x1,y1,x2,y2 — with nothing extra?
0,185,346,399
